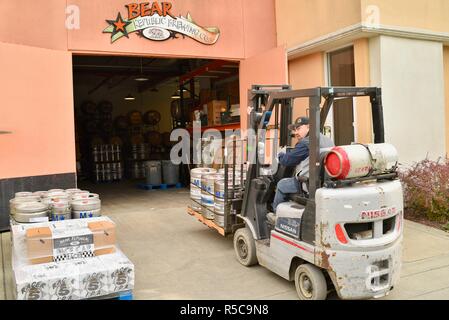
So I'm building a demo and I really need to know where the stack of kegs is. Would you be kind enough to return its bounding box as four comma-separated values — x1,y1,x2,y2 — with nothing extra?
189,166,247,227
131,143,148,160
190,168,217,211
201,173,222,219
92,144,123,183
9,188,102,224
128,143,149,179
213,170,245,227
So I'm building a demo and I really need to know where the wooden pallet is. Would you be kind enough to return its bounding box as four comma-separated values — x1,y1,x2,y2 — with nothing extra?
187,207,225,236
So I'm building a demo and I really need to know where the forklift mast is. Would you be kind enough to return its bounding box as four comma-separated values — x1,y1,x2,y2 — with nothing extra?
241,86,385,242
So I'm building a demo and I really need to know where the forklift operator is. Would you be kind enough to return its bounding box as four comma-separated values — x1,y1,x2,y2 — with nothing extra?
272,117,334,215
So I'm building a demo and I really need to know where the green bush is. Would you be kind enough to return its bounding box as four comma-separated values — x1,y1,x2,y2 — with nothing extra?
399,158,449,224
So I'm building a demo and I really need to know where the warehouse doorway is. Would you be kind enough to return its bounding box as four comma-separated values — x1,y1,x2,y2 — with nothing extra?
72,55,240,189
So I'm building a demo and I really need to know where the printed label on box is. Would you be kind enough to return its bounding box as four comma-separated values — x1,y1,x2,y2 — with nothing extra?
52,229,94,261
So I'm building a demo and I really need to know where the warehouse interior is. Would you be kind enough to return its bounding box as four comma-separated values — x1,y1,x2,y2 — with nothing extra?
72,55,241,190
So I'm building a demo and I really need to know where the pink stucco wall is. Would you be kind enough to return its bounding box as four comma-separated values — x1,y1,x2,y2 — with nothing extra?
0,42,76,179
0,0,278,179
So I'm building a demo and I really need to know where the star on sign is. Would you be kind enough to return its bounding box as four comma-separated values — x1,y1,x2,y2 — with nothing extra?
106,12,132,38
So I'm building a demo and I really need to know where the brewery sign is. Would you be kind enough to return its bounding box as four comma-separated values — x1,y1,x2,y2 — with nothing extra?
103,1,220,45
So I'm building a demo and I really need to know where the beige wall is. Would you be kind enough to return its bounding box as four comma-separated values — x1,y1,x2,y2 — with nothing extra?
369,35,446,164
276,0,361,48
444,46,449,155
361,0,449,33
288,52,325,121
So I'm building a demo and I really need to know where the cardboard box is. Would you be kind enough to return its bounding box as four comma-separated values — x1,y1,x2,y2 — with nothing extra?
14,259,79,300
99,249,135,293
75,258,109,299
24,218,116,264
13,248,134,300
26,227,53,264
88,220,116,249
207,100,227,126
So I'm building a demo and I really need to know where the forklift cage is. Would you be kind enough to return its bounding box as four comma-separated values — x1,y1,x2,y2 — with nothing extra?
242,86,386,242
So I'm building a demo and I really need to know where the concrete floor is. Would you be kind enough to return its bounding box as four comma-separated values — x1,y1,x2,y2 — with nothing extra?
2,180,449,300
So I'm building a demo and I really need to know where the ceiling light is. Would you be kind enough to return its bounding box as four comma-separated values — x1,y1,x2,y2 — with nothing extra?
134,57,149,81
124,94,135,101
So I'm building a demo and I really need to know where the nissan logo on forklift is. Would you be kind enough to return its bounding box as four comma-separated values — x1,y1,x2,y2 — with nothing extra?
232,86,403,300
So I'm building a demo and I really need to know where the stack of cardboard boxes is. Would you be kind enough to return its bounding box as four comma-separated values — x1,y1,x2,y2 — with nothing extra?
11,216,134,300
198,86,240,127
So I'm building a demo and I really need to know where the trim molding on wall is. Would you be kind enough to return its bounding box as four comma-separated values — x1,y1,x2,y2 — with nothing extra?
0,172,76,232
288,23,449,60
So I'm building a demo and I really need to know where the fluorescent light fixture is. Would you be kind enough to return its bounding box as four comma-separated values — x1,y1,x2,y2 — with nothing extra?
124,94,135,101
134,77,149,81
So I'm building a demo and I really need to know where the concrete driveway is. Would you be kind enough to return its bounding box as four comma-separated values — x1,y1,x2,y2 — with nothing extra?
1,183,449,300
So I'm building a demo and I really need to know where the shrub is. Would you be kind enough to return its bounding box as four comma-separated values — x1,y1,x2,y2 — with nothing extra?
399,158,449,224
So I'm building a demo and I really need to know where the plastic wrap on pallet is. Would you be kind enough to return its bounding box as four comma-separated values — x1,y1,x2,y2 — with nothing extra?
11,217,116,265
12,247,134,300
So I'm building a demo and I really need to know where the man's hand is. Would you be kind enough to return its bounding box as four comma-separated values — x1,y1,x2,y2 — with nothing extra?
277,146,287,158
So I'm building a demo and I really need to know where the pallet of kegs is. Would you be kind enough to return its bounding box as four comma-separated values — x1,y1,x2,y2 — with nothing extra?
92,144,122,163
189,167,247,227
128,160,146,180
190,168,217,212
94,162,123,183
213,171,244,228
130,143,149,161
9,188,102,225
92,144,123,183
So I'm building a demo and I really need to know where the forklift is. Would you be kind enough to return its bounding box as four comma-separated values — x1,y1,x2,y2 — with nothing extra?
233,85,403,300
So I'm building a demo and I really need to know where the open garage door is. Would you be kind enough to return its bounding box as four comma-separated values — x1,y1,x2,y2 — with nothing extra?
0,42,75,231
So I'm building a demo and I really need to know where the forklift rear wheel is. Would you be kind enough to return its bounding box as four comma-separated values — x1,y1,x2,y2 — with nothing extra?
294,264,328,300
234,227,258,267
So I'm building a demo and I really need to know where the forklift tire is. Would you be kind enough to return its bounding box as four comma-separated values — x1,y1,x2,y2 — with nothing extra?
294,264,328,300
234,227,258,267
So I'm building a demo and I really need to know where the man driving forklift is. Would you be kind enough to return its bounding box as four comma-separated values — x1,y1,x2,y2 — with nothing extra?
268,116,334,224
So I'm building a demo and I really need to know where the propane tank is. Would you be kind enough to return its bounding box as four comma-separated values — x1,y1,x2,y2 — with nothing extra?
324,143,398,180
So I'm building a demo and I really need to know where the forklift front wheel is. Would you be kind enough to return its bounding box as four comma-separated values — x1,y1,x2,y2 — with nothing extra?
233,227,258,267
294,264,328,300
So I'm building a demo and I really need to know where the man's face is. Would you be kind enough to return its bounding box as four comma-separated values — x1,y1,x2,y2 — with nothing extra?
293,125,309,139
